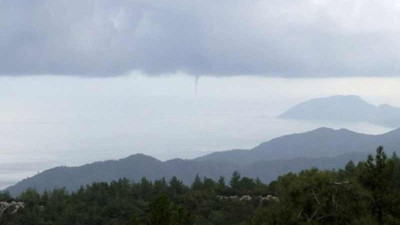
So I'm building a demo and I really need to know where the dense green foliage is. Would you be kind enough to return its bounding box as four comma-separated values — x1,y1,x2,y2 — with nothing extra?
2,147,400,225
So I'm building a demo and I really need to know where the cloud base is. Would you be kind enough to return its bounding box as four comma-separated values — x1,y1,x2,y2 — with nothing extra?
2,0,400,77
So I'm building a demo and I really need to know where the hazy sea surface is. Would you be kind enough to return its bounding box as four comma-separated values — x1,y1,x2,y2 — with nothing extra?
0,74,398,189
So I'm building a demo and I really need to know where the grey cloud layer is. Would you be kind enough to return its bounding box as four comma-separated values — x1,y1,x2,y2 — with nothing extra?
1,0,400,77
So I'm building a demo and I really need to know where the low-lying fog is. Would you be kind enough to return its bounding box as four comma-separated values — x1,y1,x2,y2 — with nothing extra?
1,73,399,188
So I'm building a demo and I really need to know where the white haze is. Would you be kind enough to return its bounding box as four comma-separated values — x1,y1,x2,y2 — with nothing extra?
1,74,399,188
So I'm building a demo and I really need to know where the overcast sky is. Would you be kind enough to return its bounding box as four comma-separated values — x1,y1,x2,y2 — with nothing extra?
2,0,400,77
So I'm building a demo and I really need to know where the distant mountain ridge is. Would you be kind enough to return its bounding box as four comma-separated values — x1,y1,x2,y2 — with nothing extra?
279,95,400,127
6,152,368,197
195,127,400,165
6,155,238,196
6,127,400,196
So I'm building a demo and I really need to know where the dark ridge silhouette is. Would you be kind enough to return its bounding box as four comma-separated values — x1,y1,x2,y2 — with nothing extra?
7,127,400,196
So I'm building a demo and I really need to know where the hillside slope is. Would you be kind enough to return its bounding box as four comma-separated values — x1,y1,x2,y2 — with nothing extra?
7,127,398,196
195,127,400,165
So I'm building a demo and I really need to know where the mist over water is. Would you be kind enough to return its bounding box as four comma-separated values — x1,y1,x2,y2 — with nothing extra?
0,74,398,189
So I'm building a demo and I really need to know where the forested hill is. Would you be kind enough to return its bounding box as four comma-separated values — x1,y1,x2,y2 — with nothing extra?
1,148,400,225
7,127,400,196
6,152,367,196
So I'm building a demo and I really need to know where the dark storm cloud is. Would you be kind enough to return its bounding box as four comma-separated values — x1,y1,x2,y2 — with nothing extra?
1,0,400,77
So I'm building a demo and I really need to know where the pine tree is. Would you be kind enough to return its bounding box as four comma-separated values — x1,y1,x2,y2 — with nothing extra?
148,195,171,225
218,176,226,188
169,176,185,195
191,174,203,191
230,171,241,190
344,160,356,176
